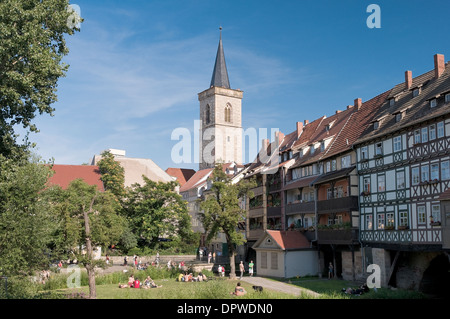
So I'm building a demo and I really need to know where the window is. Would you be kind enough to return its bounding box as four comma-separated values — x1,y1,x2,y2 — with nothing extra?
399,211,408,227
327,188,333,199
389,98,395,107
331,159,336,171
431,163,439,180
446,93,450,103
224,104,232,123
261,252,267,269
341,155,351,168
326,162,331,173
413,88,420,97
429,124,436,140
395,113,402,122
412,167,420,185
441,161,450,180
366,215,373,230
421,127,428,143
421,165,429,182
378,174,385,192
430,99,437,108
363,177,371,193
377,213,385,230
414,129,421,144
271,252,278,270
386,212,395,228
375,142,383,156
205,105,211,124
373,121,379,130
432,205,441,223
396,170,405,189
320,141,325,152
310,145,315,155
337,186,344,198
393,136,402,152
417,206,426,224
299,148,304,158
361,146,368,160
437,121,444,138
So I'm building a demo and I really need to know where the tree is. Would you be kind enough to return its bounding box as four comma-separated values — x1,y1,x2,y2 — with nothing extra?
43,179,126,299
0,155,55,276
97,150,126,199
122,177,192,249
0,0,81,158
199,164,256,279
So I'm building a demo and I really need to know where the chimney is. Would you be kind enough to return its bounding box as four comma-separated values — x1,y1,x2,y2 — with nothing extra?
335,110,342,114
261,138,269,152
274,131,284,145
304,119,309,126
405,70,412,89
434,54,445,78
296,121,303,137
354,98,362,110
347,105,353,110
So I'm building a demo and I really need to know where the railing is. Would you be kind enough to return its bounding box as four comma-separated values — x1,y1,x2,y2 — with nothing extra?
248,207,264,217
267,206,281,217
317,228,359,245
317,196,358,214
248,229,264,240
250,185,264,197
285,201,315,215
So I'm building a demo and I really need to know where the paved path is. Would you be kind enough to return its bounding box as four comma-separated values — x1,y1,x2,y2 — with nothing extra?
240,276,321,298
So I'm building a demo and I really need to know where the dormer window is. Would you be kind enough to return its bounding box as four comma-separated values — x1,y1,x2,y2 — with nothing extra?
310,145,315,155
395,112,403,122
373,121,379,130
320,141,325,152
430,99,437,108
412,88,420,97
389,98,395,107
445,93,450,103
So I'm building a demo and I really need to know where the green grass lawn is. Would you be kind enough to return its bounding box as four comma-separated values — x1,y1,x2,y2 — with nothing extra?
47,278,298,299
273,277,428,299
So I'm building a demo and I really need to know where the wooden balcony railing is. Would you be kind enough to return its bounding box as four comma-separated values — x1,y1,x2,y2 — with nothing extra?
317,196,358,214
285,201,315,215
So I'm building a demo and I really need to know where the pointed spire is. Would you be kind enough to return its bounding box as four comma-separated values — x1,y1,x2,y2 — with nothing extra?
210,27,230,89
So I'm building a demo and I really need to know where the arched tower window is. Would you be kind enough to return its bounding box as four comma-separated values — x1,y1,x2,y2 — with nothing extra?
225,104,232,123
205,104,211,124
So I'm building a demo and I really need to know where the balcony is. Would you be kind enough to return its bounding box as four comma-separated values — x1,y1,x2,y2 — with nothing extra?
267,206,281,217
317,196,358,214
317,228,359,245
248,206,264,218
285,201,315,215
250,185,264,197
248,229,264,241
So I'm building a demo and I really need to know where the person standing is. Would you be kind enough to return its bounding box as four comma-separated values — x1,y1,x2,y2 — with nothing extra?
239,261,245,280
248,260,254,277
328,262,334,279
208,252,212,264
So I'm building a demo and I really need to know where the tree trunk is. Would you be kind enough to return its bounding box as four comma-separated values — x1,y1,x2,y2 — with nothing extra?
83,196,97,299
227,235,237,279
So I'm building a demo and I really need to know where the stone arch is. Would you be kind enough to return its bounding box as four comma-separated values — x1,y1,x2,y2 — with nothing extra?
419,253,450,297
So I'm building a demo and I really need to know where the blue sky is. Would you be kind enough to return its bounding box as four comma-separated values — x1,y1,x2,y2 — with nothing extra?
26,0,450,170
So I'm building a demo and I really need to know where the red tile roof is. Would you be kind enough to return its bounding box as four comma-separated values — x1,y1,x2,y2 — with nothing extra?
47,165,104,191
179,168,212,192
266,230,311,250
165,168,196,186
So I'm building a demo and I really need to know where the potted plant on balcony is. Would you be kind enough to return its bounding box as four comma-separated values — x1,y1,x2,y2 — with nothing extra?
398,225,409,230
384,225,394,231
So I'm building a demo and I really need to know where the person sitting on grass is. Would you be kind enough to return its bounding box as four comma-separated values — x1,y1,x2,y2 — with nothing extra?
143,276,162,288
128,275,135,287
118,283,128,288
133,278,140,288
230,282,247,296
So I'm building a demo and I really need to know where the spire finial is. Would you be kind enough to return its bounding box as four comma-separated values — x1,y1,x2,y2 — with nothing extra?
219,26,222,39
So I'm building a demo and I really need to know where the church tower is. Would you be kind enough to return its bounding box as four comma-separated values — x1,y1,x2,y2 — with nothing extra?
198,29,243,170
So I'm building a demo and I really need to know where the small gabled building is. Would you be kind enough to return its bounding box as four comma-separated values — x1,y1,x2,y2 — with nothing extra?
252,230,318,278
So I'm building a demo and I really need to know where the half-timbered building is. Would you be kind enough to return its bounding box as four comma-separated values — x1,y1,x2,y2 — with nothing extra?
354,54,450,294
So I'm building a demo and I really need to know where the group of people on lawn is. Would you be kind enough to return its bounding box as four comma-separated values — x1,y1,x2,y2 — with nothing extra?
177,272,208,282
118,274,162,289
